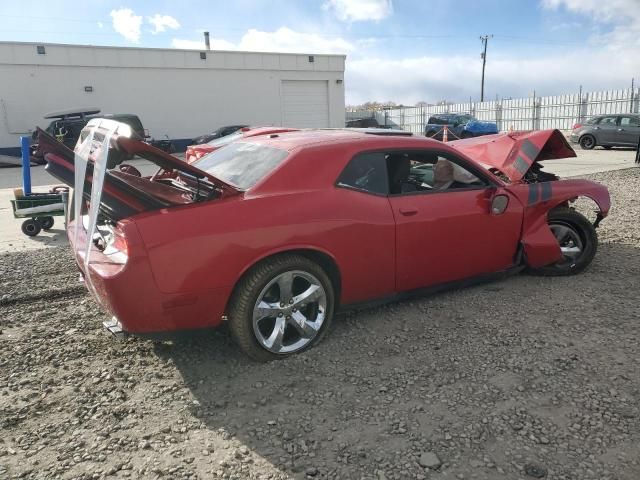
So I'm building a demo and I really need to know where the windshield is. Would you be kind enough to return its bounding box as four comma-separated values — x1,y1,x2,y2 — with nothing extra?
207,131,244,147
193,142,288,190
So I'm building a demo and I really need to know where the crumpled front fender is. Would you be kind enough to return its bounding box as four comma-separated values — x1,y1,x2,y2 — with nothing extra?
510,179,610,268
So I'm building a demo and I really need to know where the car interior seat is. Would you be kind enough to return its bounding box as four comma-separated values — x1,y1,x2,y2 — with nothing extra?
388,154,412,194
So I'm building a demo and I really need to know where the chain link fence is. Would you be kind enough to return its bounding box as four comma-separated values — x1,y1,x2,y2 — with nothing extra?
347,87,640,135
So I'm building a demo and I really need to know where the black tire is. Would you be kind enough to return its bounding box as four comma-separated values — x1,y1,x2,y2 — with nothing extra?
21,219,41,237
37,216,54,230
227,254,335,362
460,131,473,139
528,207,597,276
579,134,596,150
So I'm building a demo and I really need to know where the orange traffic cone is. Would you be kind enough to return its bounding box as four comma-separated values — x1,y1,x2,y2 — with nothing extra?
442,126,448,142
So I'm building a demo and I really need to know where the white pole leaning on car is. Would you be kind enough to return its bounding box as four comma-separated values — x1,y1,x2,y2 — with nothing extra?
73,119,118,297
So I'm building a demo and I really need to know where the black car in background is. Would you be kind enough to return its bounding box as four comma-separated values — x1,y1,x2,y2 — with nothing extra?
345,117,391,128
30,109,174,163
570,114,640,150
191,125,248,145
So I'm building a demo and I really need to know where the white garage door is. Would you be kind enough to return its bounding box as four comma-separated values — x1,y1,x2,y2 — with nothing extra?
281,80,329,128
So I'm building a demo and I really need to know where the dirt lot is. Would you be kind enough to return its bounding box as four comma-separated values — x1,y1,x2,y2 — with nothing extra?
1,168,639,480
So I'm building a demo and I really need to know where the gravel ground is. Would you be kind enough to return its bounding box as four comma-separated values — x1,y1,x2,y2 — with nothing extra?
1,168,639,480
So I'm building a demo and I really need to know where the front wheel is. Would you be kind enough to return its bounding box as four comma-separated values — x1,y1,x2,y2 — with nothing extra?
528,207,598,276
21,219,41,237
227,254,335,362
579,135,596,150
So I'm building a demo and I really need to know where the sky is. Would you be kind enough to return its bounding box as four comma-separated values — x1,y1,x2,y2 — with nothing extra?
1,0,639,105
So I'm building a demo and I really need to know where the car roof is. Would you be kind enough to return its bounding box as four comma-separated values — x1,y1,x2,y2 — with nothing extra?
239,128,444,151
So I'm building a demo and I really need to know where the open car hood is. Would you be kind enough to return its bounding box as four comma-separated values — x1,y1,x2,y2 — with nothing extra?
449,129,576,182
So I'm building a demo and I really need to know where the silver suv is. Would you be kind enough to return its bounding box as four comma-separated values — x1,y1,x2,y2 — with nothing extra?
570,114,640,150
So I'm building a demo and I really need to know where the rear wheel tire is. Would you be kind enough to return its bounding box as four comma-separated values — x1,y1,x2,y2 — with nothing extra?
528,207,597,276
460,131,473,139
21,219,41,237
579,134,596,150
227,254,335,362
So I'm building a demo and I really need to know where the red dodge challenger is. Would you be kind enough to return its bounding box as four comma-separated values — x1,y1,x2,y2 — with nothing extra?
39,122,610,361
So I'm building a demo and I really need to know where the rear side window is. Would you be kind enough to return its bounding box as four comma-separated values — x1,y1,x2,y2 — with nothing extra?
620,116,640,127
194,142,288,190
337,153,389,195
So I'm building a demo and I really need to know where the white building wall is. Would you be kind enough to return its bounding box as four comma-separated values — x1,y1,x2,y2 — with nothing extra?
0,42,346,151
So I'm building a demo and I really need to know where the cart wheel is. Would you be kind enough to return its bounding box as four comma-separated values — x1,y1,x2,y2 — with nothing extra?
22,219,41,237
37,216,55,230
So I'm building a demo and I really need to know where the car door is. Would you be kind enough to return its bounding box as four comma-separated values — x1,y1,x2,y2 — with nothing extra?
617,116,640,146
594,116,620,145
387,150,524,292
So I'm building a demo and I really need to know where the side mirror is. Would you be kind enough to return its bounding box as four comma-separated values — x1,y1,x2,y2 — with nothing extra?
491,194,509,215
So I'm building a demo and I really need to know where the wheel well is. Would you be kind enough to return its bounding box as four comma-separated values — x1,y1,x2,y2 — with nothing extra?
230,249,342,307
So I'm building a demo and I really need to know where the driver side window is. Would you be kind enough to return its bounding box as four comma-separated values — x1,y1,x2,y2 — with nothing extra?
387,151,487,195
337,150,488,196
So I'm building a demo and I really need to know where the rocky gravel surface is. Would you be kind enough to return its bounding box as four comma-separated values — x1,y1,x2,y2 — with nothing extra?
1,168,639,480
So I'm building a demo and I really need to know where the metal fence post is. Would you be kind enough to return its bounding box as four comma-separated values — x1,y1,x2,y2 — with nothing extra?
21,136,31,196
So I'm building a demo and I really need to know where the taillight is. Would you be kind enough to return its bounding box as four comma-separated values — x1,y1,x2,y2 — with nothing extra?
572,123,582,130
195,151,203,159
111,229,128,257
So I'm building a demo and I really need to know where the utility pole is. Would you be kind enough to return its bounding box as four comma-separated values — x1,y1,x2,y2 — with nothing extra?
480,35,492,102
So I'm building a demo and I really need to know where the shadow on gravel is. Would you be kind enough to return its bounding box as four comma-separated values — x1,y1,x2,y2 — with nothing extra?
153,242,640,479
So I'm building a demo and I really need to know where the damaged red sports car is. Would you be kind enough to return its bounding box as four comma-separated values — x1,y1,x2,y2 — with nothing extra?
39,122,610,361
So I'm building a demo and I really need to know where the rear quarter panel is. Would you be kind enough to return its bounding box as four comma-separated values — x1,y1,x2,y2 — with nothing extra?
132,172,397,308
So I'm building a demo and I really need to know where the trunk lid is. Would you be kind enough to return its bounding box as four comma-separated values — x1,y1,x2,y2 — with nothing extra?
38,119,240,221
449,129,576,182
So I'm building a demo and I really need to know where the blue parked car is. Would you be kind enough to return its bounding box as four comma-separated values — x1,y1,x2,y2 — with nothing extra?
424,113,498,140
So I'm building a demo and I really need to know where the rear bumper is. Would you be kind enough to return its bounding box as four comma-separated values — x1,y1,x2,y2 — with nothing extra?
68,220,228,335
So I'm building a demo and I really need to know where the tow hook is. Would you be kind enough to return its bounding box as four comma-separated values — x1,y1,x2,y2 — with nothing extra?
593,212,604,229
103,317,126,338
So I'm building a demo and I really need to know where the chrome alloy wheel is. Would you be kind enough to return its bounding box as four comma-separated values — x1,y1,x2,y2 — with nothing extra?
252,270,327,354
550,221,584,263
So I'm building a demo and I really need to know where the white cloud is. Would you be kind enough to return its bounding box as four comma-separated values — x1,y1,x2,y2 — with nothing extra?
148,14,180,34
542,0,640,48
172,27,353,54
542,0,640,23
323,0,392,22
345,2,640,105
110,8,143,43
345,47,639,105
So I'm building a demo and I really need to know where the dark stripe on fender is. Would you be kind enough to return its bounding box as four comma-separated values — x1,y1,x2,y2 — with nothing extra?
528,183,539,205
514,155,529,174
540,181,552,202
521,139,540,161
